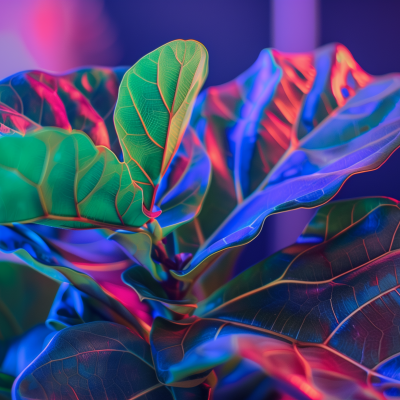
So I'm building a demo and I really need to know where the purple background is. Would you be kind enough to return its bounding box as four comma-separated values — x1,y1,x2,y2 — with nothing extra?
103,0,400,85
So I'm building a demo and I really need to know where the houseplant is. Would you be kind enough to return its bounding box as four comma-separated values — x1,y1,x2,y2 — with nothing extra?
1,39,400,399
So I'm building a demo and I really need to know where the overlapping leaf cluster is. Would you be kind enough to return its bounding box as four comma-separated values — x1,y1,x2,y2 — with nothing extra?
1,39,400,400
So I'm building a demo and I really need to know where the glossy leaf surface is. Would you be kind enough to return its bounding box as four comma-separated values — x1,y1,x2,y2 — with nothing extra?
0,224,151,336
152,321,382,400
0,67,127,155
0,127,148,228
122,265,197,315
109,230,162,279
179,76,400,282
13,322,212,400
1,324,54,381
0,220,196,332
13,322,167,400
156,127,211,239
4,41,400,400
151,198,400,399
46,282,132,331
0,41,209,229
198,197,399,311
0,124,209,307
114,39,208,210
181,44,370,254
198,198,400,338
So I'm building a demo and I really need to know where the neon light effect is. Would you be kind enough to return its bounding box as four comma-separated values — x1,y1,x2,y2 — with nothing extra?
1,41,400,400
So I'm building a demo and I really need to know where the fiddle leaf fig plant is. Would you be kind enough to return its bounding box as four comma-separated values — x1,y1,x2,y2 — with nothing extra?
1,40,400,400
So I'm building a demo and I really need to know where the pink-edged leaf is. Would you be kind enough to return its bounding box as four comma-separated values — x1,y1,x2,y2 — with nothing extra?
0,224,152,337
122,265,198,317
149,198,400,399
0,67,128,154
0,48,209,231
152,321,383,400
178,73,400,283
182,44,370,254
194,197,396,299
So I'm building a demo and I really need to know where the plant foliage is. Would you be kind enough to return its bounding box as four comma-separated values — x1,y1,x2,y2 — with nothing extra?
1,40,400,399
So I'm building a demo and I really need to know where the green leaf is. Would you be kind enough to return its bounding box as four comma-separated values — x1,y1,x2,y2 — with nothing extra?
0,41,208,229
0,128,149,228
109,230,163,280
114,40,208,211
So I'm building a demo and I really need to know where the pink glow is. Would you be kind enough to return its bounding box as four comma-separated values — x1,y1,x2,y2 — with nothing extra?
0,0,120,79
